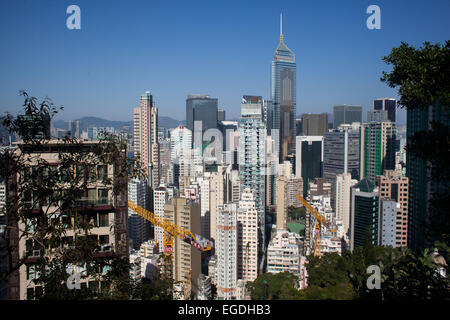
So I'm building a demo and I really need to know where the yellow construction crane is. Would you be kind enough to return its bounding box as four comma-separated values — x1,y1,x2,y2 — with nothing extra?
128,200,212,300
128,200,213,254
295,194,335,257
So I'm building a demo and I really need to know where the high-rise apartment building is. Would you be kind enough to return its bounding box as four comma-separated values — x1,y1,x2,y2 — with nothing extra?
275,176,288,230
216,203,238,300
6,140,128,300
164,197,201,299
375,170,409,247
170,125,192,163
133,91,159,191
237,189,258,283
266,229,303,281
153,186,169,253
296,136,323,198
239,96,266,257
128,178,151,250
361,121,397,184
335,173,358,236
333,105,362,129
271,15,296,161
374,98,396,123
301,114,328,136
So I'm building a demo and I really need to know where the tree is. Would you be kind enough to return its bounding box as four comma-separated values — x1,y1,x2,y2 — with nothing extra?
0,91,144,299
247,272,302,300
381,41,450,250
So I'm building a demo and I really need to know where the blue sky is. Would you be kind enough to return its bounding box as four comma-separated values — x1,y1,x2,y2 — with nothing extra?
0,0,449,125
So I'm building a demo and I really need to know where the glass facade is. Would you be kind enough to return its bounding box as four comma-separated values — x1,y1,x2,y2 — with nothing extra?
271,34,296,162
333,105,362,129
186,95,218,136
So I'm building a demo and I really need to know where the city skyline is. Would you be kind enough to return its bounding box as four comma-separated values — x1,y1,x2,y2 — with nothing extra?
1,1,450,124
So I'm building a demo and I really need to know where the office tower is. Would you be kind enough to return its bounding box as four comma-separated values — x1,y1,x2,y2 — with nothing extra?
217,109,226,122
335,173,358,236
216,203,238,300
218,120,238,153
6,140,127,300
186,94,218,137
237,188,258,283
263,100,274,135
68,120,80,139
153,186,169,253
360,121,397,184
266,229,302,278
323,123,361,209
333,105,362,129
239,96,266,257
295,118,302,136
406,105,449,251
271,14,296,162
367,110,388,122
375,170,409,247
164,197,201,299
379,200,398,248
128,178,151,250
296,136,323,198
301,113,328,136
350,179,379,251
133,91,160,190
374,98,396,123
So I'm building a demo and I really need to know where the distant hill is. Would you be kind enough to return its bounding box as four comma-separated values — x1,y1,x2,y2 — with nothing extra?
52,116,184,131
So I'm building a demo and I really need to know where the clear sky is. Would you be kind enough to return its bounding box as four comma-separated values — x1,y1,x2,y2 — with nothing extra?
0,0,449,125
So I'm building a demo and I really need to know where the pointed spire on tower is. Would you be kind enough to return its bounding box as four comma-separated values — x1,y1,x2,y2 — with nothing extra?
280,13,283,41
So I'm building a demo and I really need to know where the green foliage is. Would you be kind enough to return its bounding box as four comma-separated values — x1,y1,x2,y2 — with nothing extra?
381,41,450,111
0,91,145,300
288,206,306,221
247,272,302,300
303,245,449,300
381,41,450,249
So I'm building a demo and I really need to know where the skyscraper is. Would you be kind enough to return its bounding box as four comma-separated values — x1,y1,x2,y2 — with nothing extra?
239,96,266,262
295,136,324,198
374,98,396,123
271,14,296,162
216,203,238,300
360,121,397,184
350,179,380,251
333,105,362,129
376,170,409,248
128,178,151,250
133,91,159,190
186,94,218,138
406,104,449,251
323,123,361,209
301,113,328,136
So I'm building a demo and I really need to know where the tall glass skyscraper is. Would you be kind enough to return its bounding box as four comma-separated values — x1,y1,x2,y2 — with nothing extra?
239,96,266,265
271,14,296,162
